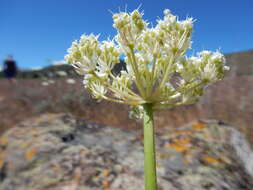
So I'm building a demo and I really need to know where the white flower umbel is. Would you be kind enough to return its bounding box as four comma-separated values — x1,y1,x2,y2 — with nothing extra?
65,9,228,190
65,9,227,110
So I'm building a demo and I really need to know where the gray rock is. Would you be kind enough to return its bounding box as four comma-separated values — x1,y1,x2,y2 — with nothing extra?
0,114,252,190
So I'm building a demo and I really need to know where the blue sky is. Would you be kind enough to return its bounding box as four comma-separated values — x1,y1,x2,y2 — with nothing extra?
1,0,253,69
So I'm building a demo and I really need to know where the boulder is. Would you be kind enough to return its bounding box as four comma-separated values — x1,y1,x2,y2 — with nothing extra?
0,113,252,190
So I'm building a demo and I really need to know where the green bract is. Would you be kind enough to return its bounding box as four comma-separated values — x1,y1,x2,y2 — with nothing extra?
65,9,228,117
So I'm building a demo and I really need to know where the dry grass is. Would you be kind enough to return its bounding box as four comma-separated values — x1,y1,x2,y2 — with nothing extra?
1,74,253,148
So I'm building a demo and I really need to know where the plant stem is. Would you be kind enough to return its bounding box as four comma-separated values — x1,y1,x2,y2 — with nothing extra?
143,103,157,190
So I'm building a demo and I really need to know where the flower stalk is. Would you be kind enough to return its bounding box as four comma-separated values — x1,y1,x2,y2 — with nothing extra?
143,103,157,190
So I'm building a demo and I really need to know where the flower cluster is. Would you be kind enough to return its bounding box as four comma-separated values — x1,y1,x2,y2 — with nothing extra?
65,9,228,117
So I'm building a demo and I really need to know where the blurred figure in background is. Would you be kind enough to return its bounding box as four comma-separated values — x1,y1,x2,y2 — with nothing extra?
3,55,18,83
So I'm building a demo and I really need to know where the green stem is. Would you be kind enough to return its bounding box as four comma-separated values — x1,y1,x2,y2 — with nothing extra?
143,103,157,190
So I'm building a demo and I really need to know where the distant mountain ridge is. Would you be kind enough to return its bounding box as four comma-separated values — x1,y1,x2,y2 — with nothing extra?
0,50,252,79
225,49,253,76
0,64,76,79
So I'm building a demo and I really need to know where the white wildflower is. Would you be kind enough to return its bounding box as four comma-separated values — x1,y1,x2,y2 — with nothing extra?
65,8,228,114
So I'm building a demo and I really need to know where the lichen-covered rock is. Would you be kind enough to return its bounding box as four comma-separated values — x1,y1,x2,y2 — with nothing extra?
0,113,252,190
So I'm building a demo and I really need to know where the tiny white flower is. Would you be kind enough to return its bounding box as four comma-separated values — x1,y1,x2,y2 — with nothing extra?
202,63,218,82
163,9,171,15
199,50,211,57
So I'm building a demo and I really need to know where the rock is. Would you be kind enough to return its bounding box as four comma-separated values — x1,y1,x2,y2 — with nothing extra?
65,79,76,84
56,71,67,77
0,113,252,190
230,128,253,177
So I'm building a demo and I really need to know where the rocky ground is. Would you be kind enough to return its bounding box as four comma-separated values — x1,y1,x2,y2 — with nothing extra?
0,113,252,190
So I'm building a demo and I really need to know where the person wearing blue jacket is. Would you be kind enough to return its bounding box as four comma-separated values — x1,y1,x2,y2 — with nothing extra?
3,56,18,83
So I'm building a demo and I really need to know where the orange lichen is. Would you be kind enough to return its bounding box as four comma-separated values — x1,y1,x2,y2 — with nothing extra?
102,169,110,177
192,122,206,131
165,136,192,152
165,143,190,152
173,137,191,145
73,169,82,182
0,159,4,169
102,179,110,189
25,148,38,159
0,136,8,146
156,163,161,168
80,149,88,155
203,156,220,164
